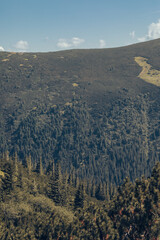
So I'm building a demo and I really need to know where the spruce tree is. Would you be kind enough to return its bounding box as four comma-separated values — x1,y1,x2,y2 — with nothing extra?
26,154,32,175
74,184,84,209
95,183,105,201
2,161,13,199
52,162,62,204
36,156,43,176
12,152,19,187
47,161,62,205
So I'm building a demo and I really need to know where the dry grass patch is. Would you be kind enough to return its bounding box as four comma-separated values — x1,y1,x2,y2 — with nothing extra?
7,52,17,57
72,83,78,87
65,102,72,107
2,59,9,62
135,56,160,86
0,170,5,178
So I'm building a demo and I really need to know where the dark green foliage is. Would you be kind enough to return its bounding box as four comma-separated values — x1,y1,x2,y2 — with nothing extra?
1,161,13,199
74,184,84,209
51,162,62,205
1,93,160,196
36,156,43,175
95,183,105,201
47,162,62,205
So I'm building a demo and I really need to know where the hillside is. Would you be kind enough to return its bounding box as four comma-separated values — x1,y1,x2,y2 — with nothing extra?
1,39,160,190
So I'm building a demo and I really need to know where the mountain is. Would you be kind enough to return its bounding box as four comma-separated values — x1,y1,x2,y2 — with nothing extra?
1,39,160,190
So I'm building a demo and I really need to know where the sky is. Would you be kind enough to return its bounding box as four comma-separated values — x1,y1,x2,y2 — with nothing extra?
1,0,160,52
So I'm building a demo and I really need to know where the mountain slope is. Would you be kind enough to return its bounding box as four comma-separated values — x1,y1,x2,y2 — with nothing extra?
1,39,160,188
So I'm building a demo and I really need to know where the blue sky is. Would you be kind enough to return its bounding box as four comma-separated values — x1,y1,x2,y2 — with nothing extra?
1,0,160,52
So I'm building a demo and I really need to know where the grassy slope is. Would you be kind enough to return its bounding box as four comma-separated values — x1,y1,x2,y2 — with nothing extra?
1,39,160,114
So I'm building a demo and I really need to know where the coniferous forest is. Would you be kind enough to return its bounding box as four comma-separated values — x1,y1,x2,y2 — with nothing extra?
0,152,160,239
1,39,160,238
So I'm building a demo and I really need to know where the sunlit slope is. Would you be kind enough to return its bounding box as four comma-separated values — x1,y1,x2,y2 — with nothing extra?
135,56,160,86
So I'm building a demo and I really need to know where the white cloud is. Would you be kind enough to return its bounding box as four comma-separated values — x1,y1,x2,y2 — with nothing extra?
57,39,71,48
14,40,29,51
130,31,135,39
0,46,5,51
148,19,160,39
57,37,85,49
138,19,160,42
72,37,84,46
138,37,147,42
99,39,106,48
